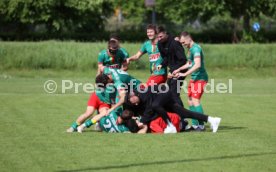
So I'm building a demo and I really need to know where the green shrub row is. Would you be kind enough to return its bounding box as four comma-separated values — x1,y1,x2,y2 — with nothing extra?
0,41,275,70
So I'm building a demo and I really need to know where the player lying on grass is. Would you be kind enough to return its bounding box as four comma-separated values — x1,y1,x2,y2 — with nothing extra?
66,76,118,133
126,85,221,133
121,109,189,133
127,24,167,86
77,108,148,133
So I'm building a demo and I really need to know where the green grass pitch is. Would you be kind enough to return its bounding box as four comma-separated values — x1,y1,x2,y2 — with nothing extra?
0,69,276,172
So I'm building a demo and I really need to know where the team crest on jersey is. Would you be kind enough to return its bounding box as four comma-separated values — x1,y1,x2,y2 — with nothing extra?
109,56,115,64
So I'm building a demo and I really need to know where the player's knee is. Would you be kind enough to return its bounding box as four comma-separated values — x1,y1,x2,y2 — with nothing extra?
192,98,200,106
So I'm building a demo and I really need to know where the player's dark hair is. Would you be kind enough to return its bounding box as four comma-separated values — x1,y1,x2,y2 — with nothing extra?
125,119,140,133
109,33,120,42
121,109,134,120
157,26,167,34
180,31,192,39
108,40,119,49
146,24,157,33
95,74,109,88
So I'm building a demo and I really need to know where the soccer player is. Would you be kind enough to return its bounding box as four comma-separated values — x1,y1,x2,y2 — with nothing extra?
97,39,129,75
109,33,129,58
156,26,187,107
127,86,221,133
172,31,209,131
79,108,148,133
66,78,117,133
127,24,167,86
77,109,130,133
96,67,143,117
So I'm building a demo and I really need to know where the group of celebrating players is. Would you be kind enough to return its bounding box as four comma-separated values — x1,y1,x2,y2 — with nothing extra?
66,24,221,134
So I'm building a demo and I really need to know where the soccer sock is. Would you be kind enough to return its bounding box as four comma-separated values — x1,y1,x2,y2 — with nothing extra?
194,105,205,126
84,119,97,128
189,105,199,127
71,121,80,130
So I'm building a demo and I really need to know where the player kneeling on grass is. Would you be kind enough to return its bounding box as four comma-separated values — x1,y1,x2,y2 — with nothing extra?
66,76,117,133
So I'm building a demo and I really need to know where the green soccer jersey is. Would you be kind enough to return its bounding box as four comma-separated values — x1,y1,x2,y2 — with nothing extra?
188,43,208,81
103,68,142,92
120,47,129,58
99,111,130,133
95,85,117,105
98,48,129,69
140,40,167,75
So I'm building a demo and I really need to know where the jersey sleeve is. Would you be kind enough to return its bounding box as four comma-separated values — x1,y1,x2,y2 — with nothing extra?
103,67,111,74
114,81,127,91
120,47,129,59
192,47,201,58
98,51,105,64
139,42,148,54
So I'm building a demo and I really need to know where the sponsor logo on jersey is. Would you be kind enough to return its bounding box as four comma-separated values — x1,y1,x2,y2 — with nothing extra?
108,64,120,69
149,53,160,62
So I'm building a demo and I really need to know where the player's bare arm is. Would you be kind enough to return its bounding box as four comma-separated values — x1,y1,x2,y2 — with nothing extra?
127,51,144,64
97,63,104,75
178,57,201,77
105,89,126,116
172,61,190,75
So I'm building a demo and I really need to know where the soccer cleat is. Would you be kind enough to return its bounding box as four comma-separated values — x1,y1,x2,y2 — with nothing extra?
77,124,86,133
164,124,177,134
66,127,75,133
210,117,221,133
94,122,102,131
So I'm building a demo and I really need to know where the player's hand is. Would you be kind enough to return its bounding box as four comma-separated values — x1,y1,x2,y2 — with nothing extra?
156,65,162,71
126,58,131,65
172,69,179,75
167,72,173,79
173,73,179,78
116,116,123,124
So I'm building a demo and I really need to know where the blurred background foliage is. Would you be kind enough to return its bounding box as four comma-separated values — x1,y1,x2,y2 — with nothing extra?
0,0,276,43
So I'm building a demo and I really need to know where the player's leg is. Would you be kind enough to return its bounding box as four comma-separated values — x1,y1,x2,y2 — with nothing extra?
67,92,102,133
167,112,181,132
172,103,221,133
83,107,108,128
151,93,177,133
77,105,110,133
167,76,185,107
66,106,95,132
190,80,207,130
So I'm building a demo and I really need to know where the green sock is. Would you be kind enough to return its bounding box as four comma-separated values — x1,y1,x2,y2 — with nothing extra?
193,104,205,126
71,122,79,130
190,105,199,126
84,119,96,128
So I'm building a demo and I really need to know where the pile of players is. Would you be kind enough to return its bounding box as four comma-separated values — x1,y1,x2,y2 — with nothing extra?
66,25,221,134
